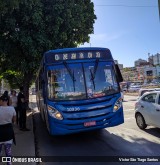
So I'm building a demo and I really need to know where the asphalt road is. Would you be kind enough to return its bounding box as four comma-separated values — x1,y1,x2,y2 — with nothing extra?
31,95,160,165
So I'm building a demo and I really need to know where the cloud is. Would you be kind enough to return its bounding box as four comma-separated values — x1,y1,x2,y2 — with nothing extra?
80,31,129,47
90,31,128,42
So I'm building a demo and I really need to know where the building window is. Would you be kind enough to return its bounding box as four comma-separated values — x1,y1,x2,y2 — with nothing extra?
146,70,153,76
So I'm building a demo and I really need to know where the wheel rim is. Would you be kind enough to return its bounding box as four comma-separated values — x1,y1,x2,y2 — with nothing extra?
137,115,143,127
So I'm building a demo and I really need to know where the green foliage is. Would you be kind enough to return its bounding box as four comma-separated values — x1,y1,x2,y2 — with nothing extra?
0,0,20,15
0,0,96,92
1,70,23,89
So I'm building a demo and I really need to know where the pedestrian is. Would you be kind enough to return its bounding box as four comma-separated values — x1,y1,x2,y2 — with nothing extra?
10,90,18,125
3,91,12,106
17,86,30,131
0,95,16,165
126,82,130,92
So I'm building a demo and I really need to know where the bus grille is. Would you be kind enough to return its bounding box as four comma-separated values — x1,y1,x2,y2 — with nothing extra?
54,96,117,130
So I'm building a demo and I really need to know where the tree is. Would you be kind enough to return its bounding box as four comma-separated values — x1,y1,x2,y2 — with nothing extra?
1,70,24,89
0,0,96,99
0,0,20,15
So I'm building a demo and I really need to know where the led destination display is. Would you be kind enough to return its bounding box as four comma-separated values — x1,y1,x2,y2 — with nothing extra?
45,50,113,63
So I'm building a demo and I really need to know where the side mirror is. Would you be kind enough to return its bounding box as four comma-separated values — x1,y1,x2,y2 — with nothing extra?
115,64,123,82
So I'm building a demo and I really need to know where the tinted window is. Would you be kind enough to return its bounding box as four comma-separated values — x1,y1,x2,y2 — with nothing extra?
142,93,157,103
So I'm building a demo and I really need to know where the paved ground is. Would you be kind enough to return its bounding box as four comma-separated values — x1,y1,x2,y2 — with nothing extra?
11,110,36,165
1,97,36,165
33,94,160,165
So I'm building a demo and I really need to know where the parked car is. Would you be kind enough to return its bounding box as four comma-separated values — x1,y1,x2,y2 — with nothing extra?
128,85,141,92
122,86,127,92
135,91,160,129
138,88,160,97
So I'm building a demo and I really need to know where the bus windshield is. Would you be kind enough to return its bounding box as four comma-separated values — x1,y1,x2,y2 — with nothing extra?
47,61,119,100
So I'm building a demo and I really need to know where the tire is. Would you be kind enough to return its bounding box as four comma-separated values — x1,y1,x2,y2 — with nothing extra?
136,113,147,129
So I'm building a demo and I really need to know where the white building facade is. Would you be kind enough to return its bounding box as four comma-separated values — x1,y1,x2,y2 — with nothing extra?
143,66,160,82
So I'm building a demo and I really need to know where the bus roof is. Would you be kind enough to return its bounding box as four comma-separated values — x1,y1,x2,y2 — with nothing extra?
45,47,110,53
43,47,113,63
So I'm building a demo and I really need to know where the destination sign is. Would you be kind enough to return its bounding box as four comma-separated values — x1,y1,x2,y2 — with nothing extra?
45,50,113,63
54,51,101,61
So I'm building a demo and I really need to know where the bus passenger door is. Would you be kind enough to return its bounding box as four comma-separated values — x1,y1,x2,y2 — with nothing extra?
38,70,46,122
42,73,50,133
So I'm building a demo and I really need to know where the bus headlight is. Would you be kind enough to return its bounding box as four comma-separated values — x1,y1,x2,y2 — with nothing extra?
47,105,63,120
113,98,122,112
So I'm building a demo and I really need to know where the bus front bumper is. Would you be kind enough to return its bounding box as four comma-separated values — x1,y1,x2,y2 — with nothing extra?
48,109,124,135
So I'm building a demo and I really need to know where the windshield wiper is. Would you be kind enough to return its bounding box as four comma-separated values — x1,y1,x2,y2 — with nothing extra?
90,69,95,90
90,59,99,90
63,62,76,91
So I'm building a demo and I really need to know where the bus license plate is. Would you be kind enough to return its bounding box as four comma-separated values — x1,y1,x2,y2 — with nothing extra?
84,121,96,127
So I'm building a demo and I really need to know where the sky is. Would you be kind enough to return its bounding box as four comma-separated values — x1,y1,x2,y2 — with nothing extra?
80,0,160,67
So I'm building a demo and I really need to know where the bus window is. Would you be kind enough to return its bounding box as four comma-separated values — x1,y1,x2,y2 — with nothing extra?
47,62,119,100
47,63,86,100
84,61,119,98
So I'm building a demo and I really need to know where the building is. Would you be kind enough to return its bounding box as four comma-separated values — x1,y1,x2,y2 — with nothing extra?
134,59,147,67
143,66,160,83
122,53,160,83
148,53,160,66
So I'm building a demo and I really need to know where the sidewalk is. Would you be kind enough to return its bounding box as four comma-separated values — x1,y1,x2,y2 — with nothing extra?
11,96,37,165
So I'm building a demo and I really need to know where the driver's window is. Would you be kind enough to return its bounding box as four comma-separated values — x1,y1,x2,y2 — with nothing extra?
142,93,157,103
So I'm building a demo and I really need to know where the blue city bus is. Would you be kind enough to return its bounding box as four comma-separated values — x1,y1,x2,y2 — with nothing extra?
36,47,124,135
